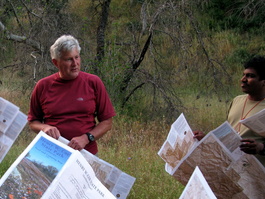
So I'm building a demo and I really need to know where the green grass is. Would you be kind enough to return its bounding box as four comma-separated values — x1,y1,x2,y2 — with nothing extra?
99,144,184,199
0,131,34,177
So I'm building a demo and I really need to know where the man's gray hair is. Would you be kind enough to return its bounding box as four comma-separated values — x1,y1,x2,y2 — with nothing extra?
50,35,81,59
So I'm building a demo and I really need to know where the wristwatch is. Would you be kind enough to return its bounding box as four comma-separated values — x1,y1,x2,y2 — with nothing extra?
86,132,95,142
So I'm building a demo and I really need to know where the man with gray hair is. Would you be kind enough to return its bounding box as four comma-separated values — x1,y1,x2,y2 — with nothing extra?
28,35,116,155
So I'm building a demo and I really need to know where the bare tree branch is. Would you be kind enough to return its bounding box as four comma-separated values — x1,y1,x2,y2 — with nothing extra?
21,0,42,19
122,82,146,108
0,21,43,53
140,2,147,35
0,62,22,70
120,32,152,92
7,0,25,33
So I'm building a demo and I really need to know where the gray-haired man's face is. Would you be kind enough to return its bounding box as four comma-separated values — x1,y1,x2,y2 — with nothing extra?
52,48,81,80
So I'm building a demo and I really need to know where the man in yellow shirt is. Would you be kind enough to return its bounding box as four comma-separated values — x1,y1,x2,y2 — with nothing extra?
194,55,265,165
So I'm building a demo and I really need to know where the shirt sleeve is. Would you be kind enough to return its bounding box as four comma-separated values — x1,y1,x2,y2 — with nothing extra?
93,76,116,122
27,81,45,122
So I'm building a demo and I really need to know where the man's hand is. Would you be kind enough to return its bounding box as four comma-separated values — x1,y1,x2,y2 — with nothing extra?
193,131,205,141
42,125,61,139
240,139,264,155
68,134,89,151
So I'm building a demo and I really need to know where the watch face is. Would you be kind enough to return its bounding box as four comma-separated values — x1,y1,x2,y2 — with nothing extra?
89,134,95,141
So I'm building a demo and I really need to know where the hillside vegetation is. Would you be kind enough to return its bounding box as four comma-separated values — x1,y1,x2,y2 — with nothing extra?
1,0,265,198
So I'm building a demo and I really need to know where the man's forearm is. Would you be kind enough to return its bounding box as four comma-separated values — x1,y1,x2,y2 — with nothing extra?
89,118,113,140
28,120,46,133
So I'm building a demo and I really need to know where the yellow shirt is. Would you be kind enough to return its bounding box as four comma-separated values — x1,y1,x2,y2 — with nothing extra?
227,94,265,165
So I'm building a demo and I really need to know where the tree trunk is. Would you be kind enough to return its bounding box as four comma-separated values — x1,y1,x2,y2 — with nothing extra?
94,0,111,75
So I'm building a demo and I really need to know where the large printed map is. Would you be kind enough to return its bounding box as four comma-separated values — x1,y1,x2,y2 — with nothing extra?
158,113,265,199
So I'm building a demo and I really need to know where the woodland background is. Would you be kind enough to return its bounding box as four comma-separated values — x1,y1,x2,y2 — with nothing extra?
1,0,265,198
